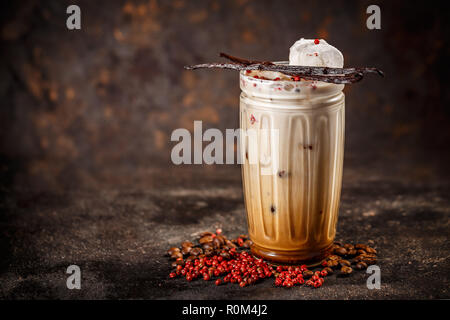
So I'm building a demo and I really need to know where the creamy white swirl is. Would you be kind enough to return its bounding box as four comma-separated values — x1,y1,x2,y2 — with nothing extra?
289,38,344,68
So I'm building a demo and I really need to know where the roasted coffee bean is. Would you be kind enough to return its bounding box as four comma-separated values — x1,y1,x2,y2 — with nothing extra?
333,241,342,247
212,237,221,248
357,249,366,255
355,253,376,261
171,252,183,259
216,235,226,245
328,255,340,261
239,234,248,239
181,246,192,255
365,247,377,254
343,244,354,250
181,241,194,248
167,247,180,256
340,259,351,267
323,267,333,275
204,249,214,257
199,231,214,237
355,244,368,250
303,270,314,278
327,260,340,268
199,235,213,244
334,247,348,256
330,244,340,251
190,247,203,256
226,240,237,248
202,242,214,251
243,240,253,248
355,261,368,270
355,254,377,265
347,249,357,256
340,266,353,275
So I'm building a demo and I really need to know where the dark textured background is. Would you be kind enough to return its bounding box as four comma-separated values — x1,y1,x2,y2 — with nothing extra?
0,0,449,299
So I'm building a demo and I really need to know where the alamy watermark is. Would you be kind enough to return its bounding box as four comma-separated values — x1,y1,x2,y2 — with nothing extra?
366,265,381,289
170,121,280,175
66,265,81,289
66,5,81,30
366,5,381,30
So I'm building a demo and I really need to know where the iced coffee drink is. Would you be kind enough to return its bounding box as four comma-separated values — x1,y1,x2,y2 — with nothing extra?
240,39,345,264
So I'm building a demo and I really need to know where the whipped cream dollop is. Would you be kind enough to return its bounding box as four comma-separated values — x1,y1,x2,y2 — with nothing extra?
289,38,343,68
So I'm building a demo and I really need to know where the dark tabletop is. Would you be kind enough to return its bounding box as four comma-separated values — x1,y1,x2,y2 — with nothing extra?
1,161,449,299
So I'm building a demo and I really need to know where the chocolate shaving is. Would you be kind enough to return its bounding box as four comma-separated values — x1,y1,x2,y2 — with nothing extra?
184,52,384,84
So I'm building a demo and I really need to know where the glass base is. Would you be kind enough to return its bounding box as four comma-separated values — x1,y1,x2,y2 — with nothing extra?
250,242,333,266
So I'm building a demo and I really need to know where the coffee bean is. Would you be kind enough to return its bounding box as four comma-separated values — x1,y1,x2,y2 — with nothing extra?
181,241,194,248
343,244,354,250
171,252,183,259
347,249,357,256
181,246,192,255
355,253,376,261
340,259,351,267
355,261,368,270
202,242,214,251
212,237,221,248
328,255,340,261
190,247,203,256
199,235,213,244
357,249,366,255
365,247,377,254
167,247,180,256
355,254,377,265
303,270,314,278
204,249,214,256
334,247,348,256
355,244,368,250
327,260,339,268
340,266,353,275
216,235,226,245
226,240,237,248
199,231,214,237
243,240,253,248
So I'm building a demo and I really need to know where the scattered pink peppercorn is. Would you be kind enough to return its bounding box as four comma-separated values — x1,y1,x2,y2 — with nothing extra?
314,39,320,45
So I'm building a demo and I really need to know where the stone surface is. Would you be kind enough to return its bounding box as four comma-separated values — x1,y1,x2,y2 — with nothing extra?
0,165,449,299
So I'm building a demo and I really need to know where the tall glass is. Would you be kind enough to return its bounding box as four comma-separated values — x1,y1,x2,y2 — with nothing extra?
239,66,345,264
